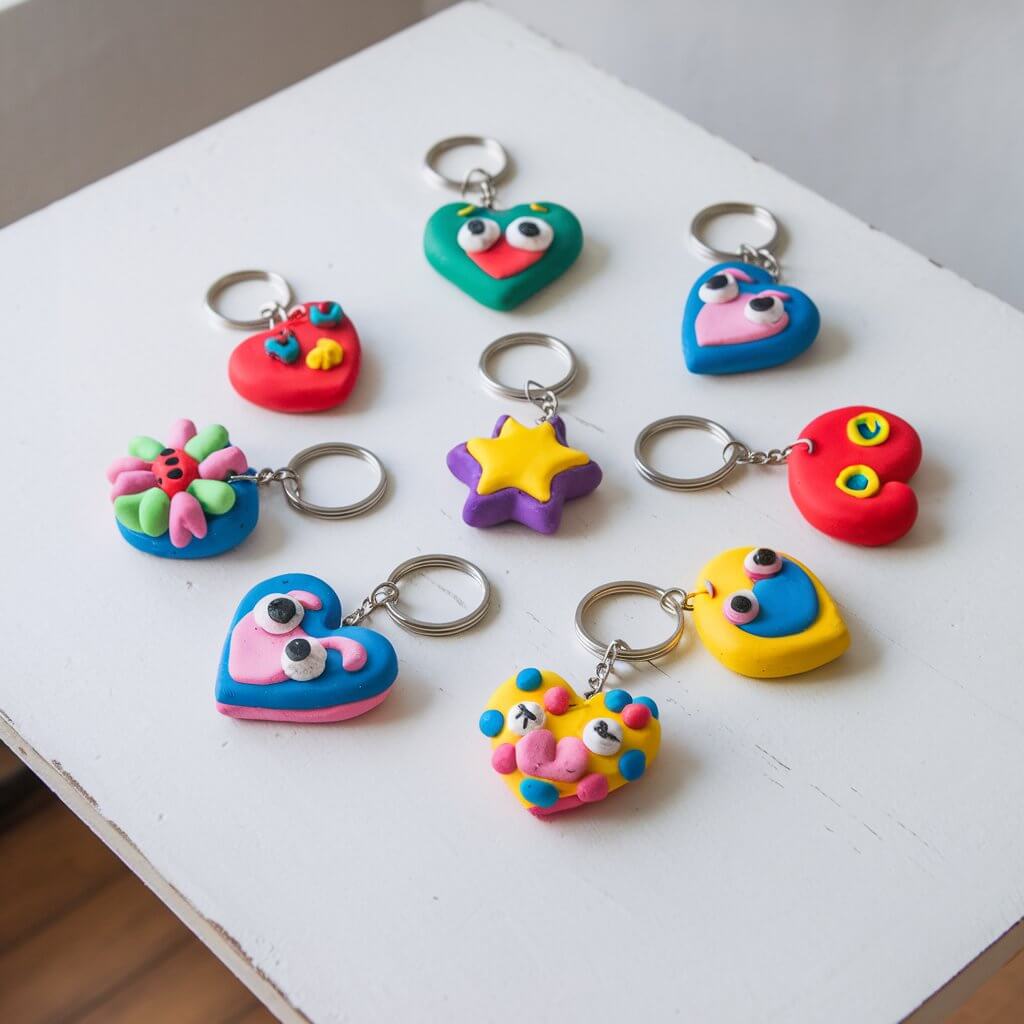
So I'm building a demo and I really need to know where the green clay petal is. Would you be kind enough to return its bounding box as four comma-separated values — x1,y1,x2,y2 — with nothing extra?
139,487,170,536
184,424,229,462
129,435,164,461
188,479,236,516
114,492,145,531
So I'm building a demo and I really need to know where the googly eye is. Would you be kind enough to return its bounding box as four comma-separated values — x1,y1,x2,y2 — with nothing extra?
253,594,304,634
457,217,501,253
280,636,327,681
582,717,624,756
698,271,739,303
723,589,760,625
504,216,554,252
744,294,786,324
744,547,782,579
507,701,546,735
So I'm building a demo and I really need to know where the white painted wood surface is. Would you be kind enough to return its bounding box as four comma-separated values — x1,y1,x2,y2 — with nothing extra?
2,4,1023,1021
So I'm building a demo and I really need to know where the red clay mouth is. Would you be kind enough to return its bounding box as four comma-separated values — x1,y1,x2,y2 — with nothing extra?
469,238,545,279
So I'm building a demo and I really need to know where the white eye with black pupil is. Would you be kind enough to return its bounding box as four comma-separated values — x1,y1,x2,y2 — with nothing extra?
507,701,546,735
505,216,554,252
744,547,782,578
698,272,739,303
457,217,500,253
723,590,760,626
280,636,327,681
254,594,304,634
583,718,624,756
744,294,785,324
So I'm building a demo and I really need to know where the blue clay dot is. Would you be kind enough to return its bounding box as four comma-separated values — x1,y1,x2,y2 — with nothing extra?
619,749,647,781
479,709,504,737
516,668,543,691
520,779,559,808
634,696,659,720
604,689,633,713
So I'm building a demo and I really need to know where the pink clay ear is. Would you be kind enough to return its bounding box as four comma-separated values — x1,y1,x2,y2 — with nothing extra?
287,590,323,611
760,289,791,302
730,267,756,283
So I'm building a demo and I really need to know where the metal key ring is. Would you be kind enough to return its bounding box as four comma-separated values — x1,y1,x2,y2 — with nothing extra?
634,415,742,492
479,333,577,400
423,136,510,191
688,202,779,264
283,443,387,520
383,554,491,637
205,270,294,331
575,580,686,662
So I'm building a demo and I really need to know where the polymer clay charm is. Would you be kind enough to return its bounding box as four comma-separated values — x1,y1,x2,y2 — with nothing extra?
217,554,490,723
447,333,602,533
634,408,922,546
683,203,820,374
422,136,583,310
205,270,360,413
108,422,388,559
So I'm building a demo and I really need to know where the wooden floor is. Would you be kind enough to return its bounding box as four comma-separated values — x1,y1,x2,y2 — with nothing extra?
1,742,1021,1024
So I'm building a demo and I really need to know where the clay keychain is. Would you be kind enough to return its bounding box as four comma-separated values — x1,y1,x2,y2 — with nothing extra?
205,270,360,412
422,136,583,310
683,203,820,374
447,333,602,533
216,554,490,723
634,407,923,546
478,583,676,818
107,417,387,558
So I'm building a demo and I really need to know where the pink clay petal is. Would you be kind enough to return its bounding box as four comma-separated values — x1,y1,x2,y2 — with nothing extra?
110,470,159,500
492,743,517,774
169,490,208,548
106,456,150,483
199,445,248,481
166,418,198,449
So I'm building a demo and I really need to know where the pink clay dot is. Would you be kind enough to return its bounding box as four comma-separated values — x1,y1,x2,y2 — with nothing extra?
491,743,517,775
576,773,609,803
543,686,571,715
622,703,652,730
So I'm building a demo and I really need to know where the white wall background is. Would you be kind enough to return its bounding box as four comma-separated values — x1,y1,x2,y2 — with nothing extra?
3,0,1023,310
486,0,1024,310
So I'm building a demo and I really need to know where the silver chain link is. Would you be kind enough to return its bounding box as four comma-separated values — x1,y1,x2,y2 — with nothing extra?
342,582,401,627
228,466,299,486
739,242,781,280
461,168,497,209
584,640,626,698
525,380,559,422
722,437,813,467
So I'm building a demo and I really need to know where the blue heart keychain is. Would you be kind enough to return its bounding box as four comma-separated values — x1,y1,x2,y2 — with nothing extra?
682,203,820,375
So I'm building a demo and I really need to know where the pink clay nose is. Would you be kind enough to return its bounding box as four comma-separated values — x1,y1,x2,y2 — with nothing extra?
695,300,789,347
515,729,588,782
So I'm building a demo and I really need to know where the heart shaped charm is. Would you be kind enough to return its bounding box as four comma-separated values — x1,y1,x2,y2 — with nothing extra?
424,201,583,310
228,301,360,412
447,415,602,534
682,262,820,374
691,546,849,677
787,407,922,545
216,573,399,723
108,418,258,559
479,668,661,817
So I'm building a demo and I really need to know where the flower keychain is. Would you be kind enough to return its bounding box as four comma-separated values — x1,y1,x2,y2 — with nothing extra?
204,270,360,412
422,136,583,310
683,202,820,374
216,554,490,723
107,417,387,558
447,333,603,533
634,407,923,546
478,583,673,818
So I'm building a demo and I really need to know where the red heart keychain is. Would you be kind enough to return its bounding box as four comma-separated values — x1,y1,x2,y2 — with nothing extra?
205,270,361,413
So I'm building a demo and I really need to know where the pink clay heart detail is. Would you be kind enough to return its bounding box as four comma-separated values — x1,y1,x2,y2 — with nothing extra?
515,729,588,781
169,491,208,548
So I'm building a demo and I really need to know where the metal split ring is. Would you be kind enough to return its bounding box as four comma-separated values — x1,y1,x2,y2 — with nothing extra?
204,269,295,331
689,202,780,265
574,580,686,663
283,443,387,520
383,554,492,637
634,415,742,492
478,333,578,401
423,136,509,192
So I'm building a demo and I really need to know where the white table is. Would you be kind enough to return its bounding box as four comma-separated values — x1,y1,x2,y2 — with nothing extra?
2,5,1022,1021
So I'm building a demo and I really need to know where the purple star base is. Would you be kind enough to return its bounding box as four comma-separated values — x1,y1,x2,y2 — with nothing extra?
446,415,603,534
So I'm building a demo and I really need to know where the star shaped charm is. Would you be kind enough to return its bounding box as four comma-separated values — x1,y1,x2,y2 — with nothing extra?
447,415,602,533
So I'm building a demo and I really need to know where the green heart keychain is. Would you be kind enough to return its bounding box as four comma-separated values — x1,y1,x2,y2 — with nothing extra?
422,136,584,311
